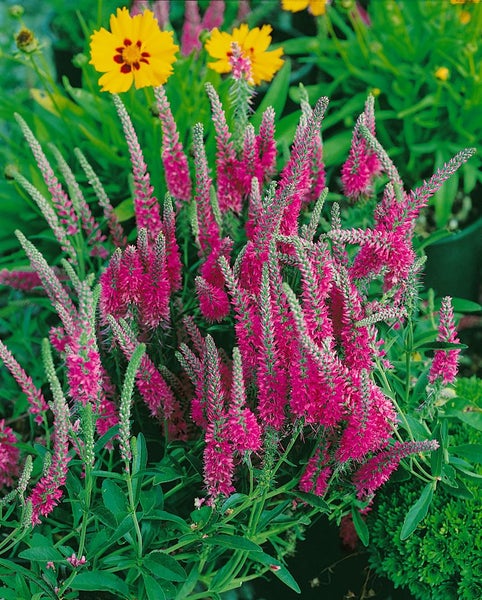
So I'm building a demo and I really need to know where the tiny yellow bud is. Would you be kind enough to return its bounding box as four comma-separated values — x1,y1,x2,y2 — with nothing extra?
459,9,471,23
370,87,381,97
435,66,450,81
15,27,39,53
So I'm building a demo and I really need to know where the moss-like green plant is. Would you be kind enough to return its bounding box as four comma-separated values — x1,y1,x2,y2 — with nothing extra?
367,376,482,600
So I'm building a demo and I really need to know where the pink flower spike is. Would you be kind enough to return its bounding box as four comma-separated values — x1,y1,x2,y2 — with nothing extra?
201,1,225,31
181,0,202,55
429,296,460,385
0,420,20,488
0,269,42,292
341,97,381,201
0,340,49,421
113,95,162,241
353,440,439,499
154,87,192,203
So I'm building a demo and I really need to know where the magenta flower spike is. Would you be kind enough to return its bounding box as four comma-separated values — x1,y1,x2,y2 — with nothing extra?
113,95,163,241
154,87,192,203
429,296,461,385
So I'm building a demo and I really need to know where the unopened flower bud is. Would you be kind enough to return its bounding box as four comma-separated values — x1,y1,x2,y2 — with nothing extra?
15,27,39,53
4,164,19,180
72,52,88,68
337,0,356,10
8,5,24,18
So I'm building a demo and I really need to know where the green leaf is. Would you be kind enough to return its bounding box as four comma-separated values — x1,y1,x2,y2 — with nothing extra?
451,411,482,432
220,493,248,513
114,197,135,222
400,414,430,441
143,551,186,582
202,535,262,553
450,444,482,464
400,483,434,540
441,479,474,500
70,572,129,597
414,341,467,351
351,509,369,547
131,433,148,504
149,510,190,531
140,486,164,515
450,298,482,313
294,491,330,512
251,553,301,594
174,564,199,599
143,574,167,600
110,514,135,543
189,505,212,528
101,479,128,517
93,424,120,453
18,546,63,562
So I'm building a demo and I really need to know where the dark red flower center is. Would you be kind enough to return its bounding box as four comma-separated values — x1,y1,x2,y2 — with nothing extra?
113,38,150,73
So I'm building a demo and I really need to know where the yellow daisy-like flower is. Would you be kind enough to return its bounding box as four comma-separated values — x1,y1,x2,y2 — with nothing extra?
205,24,284,86
281,0,328,16
89,7,178,93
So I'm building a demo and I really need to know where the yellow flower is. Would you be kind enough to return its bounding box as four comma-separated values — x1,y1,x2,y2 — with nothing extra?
281,0,328,16
435,66,450,81
89,7,178,93
205,24,284,86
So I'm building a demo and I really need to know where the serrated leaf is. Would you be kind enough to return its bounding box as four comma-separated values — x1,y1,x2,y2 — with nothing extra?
70,572,129,597
294,491,330,512
202,535,262,553
143,551,186,582
351,509,369,547
18,546,63,562
101,479,128,517
143,574,167,600
400,483,434,540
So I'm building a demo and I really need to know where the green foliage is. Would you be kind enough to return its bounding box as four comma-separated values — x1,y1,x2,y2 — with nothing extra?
368,376,482,600
279,0,482,229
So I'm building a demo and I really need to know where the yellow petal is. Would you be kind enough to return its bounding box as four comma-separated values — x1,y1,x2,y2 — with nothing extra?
110,7,133,39
244,25,273,54
205,29,232,60
98,68,133,93
281,0,310,12
309,0,327,16
252,48,284,85
89,28,120,72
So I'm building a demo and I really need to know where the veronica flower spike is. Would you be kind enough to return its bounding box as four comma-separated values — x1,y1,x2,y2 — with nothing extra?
205,24,284,85
90,7,178,93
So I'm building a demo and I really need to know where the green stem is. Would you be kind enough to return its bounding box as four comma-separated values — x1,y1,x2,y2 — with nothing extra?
125,468,143,562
